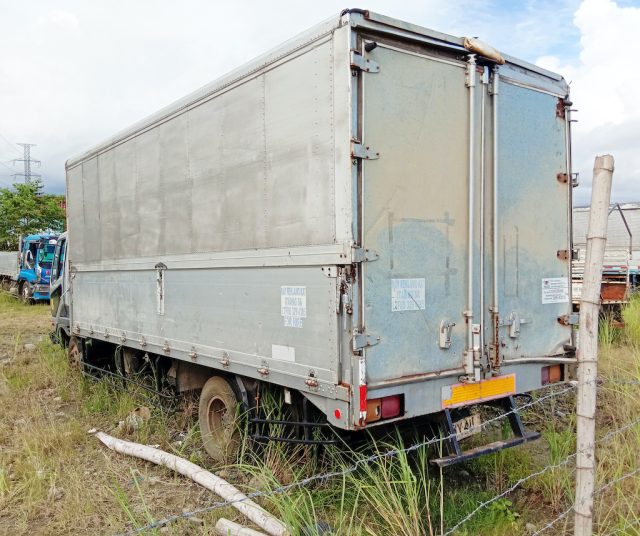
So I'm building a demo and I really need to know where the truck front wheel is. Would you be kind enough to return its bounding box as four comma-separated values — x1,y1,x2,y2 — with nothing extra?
198,376,241,463
20,282,32,303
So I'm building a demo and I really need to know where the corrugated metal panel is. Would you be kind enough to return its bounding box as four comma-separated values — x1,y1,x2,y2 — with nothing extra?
573,205,640,249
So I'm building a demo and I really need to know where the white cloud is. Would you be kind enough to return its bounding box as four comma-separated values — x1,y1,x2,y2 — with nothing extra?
536,0,640,205
2,0,636,208
0,0,470,191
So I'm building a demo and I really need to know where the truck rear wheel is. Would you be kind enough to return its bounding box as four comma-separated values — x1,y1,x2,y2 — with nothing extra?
68,336,83,368
198,376,241,463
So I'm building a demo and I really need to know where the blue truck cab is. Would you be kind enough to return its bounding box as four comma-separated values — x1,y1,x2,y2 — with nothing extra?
17,234,59,302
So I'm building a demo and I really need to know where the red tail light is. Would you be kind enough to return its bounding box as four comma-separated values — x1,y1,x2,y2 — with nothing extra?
365,395,403,423
541,364,563,385
381,395,402,419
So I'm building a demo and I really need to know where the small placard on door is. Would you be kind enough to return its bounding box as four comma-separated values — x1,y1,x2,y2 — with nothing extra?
541,277,569,304
391,278,426,311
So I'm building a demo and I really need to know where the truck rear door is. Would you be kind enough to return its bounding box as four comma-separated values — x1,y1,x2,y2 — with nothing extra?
359,44,470,385
488,72,572,363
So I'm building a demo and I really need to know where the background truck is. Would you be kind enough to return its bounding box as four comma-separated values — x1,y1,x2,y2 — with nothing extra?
50,232,70,342
0,233,58,302
573,202,639,316
59,9,576,465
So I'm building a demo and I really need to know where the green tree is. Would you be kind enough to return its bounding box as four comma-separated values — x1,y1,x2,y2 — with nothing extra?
0,179,66,250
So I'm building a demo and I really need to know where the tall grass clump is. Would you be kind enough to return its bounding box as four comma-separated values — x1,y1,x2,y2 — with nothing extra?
622,293,640,347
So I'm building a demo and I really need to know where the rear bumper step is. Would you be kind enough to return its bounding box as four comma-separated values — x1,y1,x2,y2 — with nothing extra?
430,431,540,467
430,394,540,467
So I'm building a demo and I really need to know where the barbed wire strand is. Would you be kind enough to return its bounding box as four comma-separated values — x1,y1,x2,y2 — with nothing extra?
115,378,639,535
115,383,581,535
531,467,640,536
442,415,640,536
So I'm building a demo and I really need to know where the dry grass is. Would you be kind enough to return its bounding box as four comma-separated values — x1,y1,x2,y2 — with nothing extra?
0,294,221,535
0,291,638,535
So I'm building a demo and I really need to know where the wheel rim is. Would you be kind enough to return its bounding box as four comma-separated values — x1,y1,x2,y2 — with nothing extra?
22,286,29,299
207,397,231,434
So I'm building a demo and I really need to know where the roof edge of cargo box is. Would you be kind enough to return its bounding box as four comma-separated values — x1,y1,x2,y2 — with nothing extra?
66,9,569,170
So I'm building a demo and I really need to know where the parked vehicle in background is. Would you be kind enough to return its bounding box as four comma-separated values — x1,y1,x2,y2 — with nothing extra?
573,203,640,314
56,9,576,466
0,251,19,290
50,232,70,343
0,233,58,302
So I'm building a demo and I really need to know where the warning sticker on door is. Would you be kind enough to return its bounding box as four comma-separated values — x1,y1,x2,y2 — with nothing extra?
281,286,306,328
541,277,569,304
391,278,426,311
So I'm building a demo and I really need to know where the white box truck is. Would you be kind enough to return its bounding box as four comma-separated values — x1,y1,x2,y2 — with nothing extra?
58,9,576,465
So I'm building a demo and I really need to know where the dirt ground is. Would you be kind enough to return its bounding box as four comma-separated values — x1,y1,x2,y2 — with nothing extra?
0,296,234,535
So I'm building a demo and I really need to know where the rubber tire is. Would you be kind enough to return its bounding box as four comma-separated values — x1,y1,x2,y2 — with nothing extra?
198,376,241,463
20,282,32,303
68,336,83,368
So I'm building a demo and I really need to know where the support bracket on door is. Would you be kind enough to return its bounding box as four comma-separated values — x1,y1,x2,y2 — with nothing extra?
503,311,530,338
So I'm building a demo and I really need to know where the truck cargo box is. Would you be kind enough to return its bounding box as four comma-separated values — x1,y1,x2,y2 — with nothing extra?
0,251,18,279
65,10,575,439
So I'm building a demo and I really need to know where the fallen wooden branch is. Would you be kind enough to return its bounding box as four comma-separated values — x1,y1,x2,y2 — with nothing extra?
92,431,287,536
215,518,267,535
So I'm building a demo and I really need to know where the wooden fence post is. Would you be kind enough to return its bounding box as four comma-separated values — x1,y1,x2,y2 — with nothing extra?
574,155,614,535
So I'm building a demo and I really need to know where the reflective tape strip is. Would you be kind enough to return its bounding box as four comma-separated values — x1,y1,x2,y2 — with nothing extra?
442,374,516,409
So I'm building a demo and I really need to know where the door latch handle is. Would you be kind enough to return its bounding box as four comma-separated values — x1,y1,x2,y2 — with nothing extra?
439,320,456,349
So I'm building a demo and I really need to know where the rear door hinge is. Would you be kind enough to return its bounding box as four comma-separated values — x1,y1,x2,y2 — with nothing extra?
351,141,379,160
558,313,579,326
557,249,579,261
352,329,380,351
350,50,380,73
352,246,379,263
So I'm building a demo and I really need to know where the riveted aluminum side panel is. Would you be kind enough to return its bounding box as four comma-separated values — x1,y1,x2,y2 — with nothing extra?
67,24,353,423
69,37,339,264
72,266,340,386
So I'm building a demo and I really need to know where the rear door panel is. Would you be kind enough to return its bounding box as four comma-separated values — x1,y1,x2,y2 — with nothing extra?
491,80,572,359
361,45,469,383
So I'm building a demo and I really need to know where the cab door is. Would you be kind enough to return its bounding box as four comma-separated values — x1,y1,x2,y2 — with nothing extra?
50,235,69,325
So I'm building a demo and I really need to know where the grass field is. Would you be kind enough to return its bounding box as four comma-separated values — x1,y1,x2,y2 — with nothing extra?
0,292,638,535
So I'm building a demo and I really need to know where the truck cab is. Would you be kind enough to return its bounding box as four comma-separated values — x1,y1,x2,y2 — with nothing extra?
50,232,70,344
16,234,58,302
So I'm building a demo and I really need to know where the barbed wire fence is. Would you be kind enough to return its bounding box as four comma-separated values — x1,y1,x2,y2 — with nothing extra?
111,377,640,536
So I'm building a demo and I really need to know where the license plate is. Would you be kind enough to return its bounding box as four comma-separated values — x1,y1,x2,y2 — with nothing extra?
454,414,482,440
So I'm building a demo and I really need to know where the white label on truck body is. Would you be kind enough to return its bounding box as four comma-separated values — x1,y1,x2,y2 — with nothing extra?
281,285,306,328
541,277,569,304
391,278,426,311
271,344,296,362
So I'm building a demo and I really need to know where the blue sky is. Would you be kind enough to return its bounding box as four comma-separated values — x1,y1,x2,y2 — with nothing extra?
0,0,638,205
